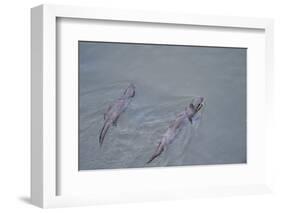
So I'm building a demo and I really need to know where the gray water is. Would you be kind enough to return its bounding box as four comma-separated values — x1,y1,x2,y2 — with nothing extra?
78,42,247,170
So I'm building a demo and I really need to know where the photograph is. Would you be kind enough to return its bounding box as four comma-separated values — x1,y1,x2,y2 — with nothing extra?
78,41,247,170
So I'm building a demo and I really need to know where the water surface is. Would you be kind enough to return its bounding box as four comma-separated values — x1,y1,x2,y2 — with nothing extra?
79,42,247,170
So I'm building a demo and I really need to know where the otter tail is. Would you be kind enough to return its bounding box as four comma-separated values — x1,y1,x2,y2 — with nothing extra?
146,143,164,164
99,122,111,146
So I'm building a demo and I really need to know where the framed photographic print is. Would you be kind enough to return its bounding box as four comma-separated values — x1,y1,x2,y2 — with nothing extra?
31,4,274,208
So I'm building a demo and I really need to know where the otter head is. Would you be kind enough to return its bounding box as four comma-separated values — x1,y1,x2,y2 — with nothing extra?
189,97,205,114
123,83,136,98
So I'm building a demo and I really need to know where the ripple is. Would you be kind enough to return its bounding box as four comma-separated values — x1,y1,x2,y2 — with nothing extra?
79,83,204,170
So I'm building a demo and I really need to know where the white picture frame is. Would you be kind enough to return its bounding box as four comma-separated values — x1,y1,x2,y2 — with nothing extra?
31,4,274,208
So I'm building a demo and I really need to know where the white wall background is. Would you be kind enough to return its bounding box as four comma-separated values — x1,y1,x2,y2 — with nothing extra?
0,0,280,212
